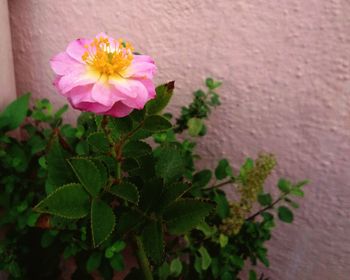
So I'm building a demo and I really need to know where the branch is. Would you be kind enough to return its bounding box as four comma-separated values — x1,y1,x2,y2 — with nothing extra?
204,178,235,191
246,193,288,221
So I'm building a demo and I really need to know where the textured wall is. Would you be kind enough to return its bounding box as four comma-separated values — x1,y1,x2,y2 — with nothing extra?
0,0,16,109
9,0,350,278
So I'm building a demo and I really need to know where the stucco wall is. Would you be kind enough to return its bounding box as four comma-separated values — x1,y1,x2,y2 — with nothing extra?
8,0,350,279
0,0,16,109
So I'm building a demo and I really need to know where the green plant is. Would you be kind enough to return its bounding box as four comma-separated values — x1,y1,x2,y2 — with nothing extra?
0,78,307,279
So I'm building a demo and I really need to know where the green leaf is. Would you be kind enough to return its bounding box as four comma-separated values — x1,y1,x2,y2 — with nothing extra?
117,209,145,235
198,246,211,270
158,262,171,280
154,146,186,184
146,81,175,115
294,179,309,188
170,258,183,277
46,139,76,191
109,182,140,204
86,251,102,273
91,199,116,247
163,199,215,234
205,78,222,90
144,115,172,132
0,93,30,131
278,178,291,193
88,132,110,152
278,206,294,223
196,221,217,237
219,234,229,248
215,159,233,180
139,177,163,212
213,191,229,219
68,158,103,197
159,182,192,210
34,183,89,219
142,220,164,264
122,141,152,158
192,170,212,189
187,118,203,137
249,270,257,280
258,193,273,206
110,253,124,271
107,116,133,141
290,188,304,197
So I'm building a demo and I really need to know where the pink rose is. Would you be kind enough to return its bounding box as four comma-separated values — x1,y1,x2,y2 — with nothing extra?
50,33,156,117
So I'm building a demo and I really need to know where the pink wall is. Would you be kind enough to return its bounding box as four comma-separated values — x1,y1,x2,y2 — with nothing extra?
0,0,16,109
8,0,350,278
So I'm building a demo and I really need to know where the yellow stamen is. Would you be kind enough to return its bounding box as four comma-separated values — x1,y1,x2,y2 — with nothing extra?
82,36,134,77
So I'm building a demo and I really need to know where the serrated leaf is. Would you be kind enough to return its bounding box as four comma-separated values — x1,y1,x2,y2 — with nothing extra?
107,116,133,141
109,182,139,204
163,199,215,234
215,159,233,180
139,177,163,211
278,206,294,223
146,81,175,115
142,220,164,264
187,118,203,137
46,139,76,191
159,182,192,210
154,146,186,184
91,199,115,247
117,209,145,235
68,158,103,197
34,183,89,219
0,93,30,131
144,115,172,132
92,159,109,187
122,141,152,158
88,132,110,152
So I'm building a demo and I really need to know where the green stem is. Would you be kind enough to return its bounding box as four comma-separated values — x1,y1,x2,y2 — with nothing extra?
116,161,121,181
134,235,153,280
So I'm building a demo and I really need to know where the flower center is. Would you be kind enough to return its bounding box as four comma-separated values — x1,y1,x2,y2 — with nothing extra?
82,37,134,76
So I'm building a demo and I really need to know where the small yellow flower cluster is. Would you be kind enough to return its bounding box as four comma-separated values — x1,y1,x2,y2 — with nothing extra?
220,154,276,235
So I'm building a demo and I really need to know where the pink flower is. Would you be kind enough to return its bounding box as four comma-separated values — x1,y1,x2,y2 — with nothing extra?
50,33,156,117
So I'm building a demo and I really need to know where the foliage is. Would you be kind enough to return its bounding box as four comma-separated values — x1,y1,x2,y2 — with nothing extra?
0,79,308,279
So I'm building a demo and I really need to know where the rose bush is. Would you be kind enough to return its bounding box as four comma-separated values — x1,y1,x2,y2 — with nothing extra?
0,35,308,280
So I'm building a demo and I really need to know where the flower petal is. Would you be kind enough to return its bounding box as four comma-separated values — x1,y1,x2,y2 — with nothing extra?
109,78,150,109
91,82,125,107
103,102,134,118
124,61,156,79
50,52,85,75
58,70,98,94
66,38,92,63
67,85,113,113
